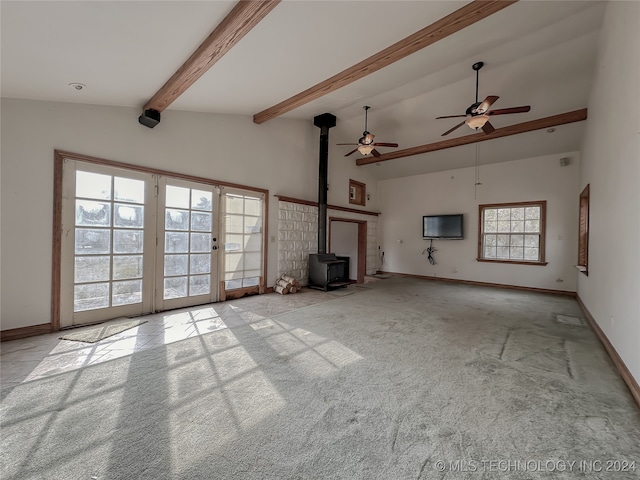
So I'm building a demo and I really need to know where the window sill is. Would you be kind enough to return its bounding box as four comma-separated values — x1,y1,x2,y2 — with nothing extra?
476,258,548,266
575,265,588,276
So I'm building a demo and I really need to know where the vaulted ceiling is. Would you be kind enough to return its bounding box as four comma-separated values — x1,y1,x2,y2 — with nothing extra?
1,1,605,179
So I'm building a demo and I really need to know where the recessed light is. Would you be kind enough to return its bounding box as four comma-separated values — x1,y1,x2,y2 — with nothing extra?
547,128,556,133
69,83,86,91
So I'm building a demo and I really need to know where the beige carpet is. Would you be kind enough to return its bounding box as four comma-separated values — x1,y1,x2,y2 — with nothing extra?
3,277,639,479
59,318,147,343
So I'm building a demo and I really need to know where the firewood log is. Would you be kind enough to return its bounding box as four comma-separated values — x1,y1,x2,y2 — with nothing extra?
274,285,289,294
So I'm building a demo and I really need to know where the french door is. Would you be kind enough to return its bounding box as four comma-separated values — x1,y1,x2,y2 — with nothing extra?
156,178,219,311
59,160,225,327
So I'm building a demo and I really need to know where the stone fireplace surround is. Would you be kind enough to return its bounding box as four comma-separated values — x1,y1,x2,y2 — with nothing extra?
276,197,379,286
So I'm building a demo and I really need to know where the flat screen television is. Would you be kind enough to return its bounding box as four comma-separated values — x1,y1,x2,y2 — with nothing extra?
423,214,464,239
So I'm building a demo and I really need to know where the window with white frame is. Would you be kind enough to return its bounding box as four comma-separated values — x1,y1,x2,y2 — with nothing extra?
478,201,547,265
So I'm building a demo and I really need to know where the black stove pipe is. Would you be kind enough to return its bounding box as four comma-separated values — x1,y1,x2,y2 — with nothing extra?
313,113,336,254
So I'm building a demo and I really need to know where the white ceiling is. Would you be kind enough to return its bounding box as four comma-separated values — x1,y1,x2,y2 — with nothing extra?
1,1,606,180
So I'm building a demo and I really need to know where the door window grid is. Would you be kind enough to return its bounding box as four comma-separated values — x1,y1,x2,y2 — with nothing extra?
479,201,546,264
163,185,213,299
223,192,263,290
74,171,145,312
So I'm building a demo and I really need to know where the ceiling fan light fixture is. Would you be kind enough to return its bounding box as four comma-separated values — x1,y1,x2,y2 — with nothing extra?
358,145,375,155
466,114,489,130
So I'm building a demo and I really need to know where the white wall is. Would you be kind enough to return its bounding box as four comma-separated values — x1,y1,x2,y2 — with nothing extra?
378,152,580,291
577,1,640,384
0,99,363,330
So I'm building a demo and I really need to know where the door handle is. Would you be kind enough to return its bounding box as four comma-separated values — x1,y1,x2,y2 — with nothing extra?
212,245,218,250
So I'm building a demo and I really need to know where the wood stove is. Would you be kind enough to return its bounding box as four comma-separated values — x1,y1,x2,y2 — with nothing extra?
308,254,350,291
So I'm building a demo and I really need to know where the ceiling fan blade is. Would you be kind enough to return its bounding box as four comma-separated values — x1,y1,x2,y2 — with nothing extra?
441,120,466,136
337,143,359,146
488,105,531,116
477,95,499,114
344,148,359,157
373,142,398,147
436,114,467,119
371,149,381,157
481,121,495,134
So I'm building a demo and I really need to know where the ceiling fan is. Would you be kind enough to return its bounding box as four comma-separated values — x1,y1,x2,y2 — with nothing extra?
337,106,398,157
436,61,531,136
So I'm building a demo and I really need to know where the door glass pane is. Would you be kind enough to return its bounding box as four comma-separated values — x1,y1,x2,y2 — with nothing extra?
189,275,210,296
244,198,262,216
164,277,187,299
243,277,260,287
191,190,212,211
76,229,111,254
244,252,261,270
112,280,142,306
191,212,212,231
244,233,261,250
114,204,144,228
226,214,244,233
190,233,210,253
165,232,189,253
164,254,188,276
76,200,111,226
226,252,243,272
114,177,144,203
76,171,111,200
114,230,143,253
74,283,110,311
166,209,189,230
75,256,110,283
166,185,190,208
113,255,143,280
190,254,211,274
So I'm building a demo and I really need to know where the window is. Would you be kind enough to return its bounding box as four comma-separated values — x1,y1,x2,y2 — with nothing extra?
478,201,547,265
222,190,264,290
577,185,589,275
349,179,366,206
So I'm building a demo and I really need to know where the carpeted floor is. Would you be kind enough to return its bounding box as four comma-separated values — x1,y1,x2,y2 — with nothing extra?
1,277,639,479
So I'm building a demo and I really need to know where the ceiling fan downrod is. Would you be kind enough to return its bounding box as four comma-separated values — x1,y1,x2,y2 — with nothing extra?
472,61,484,104
360,106,373,144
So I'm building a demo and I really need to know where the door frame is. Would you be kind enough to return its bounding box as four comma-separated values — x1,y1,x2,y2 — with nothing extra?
328,217,367,284
52,150,269,331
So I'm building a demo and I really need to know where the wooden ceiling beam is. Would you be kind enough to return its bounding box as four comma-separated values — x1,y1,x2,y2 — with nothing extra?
356,108,588,166
253,0,518,124
144,0,281,113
